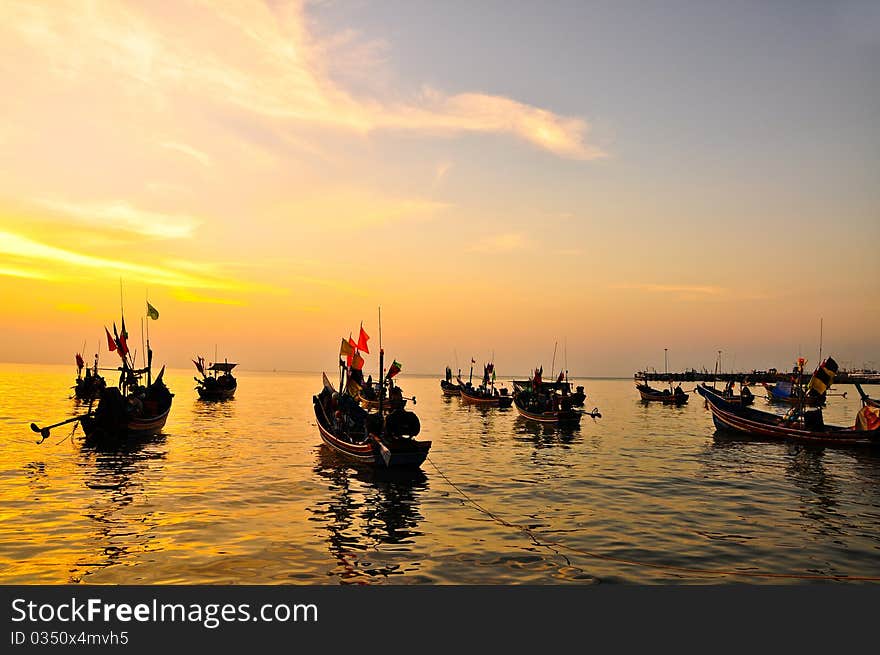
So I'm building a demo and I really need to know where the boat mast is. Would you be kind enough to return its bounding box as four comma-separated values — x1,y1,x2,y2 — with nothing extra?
818,317,823,365
377,306,384,424
551,340,558,379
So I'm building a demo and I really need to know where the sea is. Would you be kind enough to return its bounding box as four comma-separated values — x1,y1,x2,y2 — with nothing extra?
1,363,878,584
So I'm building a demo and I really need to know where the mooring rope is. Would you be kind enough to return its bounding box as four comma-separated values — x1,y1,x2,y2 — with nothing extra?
426,456,880,582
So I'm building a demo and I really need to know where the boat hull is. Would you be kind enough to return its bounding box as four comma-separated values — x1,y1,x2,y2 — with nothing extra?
513,397,581,424
440,380,461,396
197,383,237,400
80,405,171,443
637,384,689,404
459,387,513,408
697,385,879,447
313,397,430,468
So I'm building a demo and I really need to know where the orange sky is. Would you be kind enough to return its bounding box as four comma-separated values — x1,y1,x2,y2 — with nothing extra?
1,1,877,376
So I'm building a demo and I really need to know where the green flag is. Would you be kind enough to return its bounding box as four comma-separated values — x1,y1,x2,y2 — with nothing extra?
146,302,159,320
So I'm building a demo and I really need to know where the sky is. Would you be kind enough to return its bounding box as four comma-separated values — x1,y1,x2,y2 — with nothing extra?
0,0,878,377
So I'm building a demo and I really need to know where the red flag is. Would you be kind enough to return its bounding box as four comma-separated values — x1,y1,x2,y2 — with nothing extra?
557,371,564,383
118,333,129,357
347,335,358,366
351,351,365,371
75,353,85,370
105,327,117,352
357,324,370,354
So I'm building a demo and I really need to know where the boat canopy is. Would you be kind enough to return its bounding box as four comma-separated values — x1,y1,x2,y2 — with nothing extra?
209,362,237,372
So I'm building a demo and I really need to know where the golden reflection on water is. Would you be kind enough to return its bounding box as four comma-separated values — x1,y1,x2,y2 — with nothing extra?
2,363,880,584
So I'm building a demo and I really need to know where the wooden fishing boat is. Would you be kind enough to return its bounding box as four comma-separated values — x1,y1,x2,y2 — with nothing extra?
763,381,824,406
697,384,880,447
32,303,172,447
511,379,586,406
512,392,582,424
459,383,513,408
698,383,754,406
80,373,173,443
440,366,460,396
637,350,688,404
636,382,689,404
194,358,238,400
72,353,106,400
314,375,430,468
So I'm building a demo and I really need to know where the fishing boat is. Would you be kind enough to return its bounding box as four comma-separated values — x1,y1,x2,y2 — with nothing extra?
194,357,238,400
314,324,430,468
511,377,587,406
511,368,600,424
458,362,512,408
636,381,689,404
762,357,840,407
636,349,689,404
32,305,172,446
73,352,106,401
440,366,461,396
697,382,754,406
697,383,880,447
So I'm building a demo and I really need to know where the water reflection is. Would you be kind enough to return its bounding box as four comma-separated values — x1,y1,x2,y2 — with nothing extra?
309,448,428,584
70,435,166,582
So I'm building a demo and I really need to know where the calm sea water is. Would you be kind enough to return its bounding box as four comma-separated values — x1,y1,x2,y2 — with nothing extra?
1,363,879,584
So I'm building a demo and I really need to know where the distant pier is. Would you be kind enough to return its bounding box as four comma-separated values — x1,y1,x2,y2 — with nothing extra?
635,370,880,385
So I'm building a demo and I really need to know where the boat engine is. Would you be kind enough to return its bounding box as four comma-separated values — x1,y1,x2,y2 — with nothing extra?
384,409,421,437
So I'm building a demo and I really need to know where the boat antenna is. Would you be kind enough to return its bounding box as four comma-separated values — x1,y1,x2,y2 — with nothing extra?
818,317,823,365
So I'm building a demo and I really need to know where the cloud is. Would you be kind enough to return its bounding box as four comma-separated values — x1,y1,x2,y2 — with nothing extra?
34,198,201,239
0,0,603,159
0,229,242,290
469,232,528,253
0,265,55,280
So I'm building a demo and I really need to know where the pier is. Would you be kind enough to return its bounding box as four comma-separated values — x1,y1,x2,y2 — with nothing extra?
634,370,880,385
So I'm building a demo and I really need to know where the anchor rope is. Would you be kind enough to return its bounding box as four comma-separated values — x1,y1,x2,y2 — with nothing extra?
426,456,880,582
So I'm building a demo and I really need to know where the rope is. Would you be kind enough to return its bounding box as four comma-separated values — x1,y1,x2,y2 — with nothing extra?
426,456,880,582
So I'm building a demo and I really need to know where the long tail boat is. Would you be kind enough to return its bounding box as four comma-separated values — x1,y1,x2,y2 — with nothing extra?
73,352,106,401
763,357,839,407
194,357,238,400
458,362,512,408
697,383,880,447
314,326,430,468
697,382,754,406
637,350,688,404
511,368,599,424
440,366,461,396
32,306,172,446
636,381,689,404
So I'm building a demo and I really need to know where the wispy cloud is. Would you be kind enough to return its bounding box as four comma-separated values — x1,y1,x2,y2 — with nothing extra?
1,0,603,159
0,229,241,290
35,198,200,239
469,232,528,253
